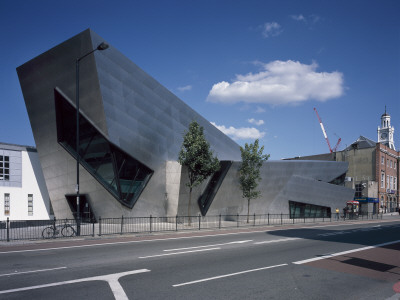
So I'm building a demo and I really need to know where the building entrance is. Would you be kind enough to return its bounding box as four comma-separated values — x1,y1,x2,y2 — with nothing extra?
65,194,95,222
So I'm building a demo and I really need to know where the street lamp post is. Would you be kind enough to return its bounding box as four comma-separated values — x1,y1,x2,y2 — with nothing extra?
76,42,109,236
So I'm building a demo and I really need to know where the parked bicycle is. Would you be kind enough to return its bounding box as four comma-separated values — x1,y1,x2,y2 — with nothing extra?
42,221,76,239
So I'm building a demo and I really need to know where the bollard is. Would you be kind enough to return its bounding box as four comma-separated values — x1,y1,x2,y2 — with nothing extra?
6,217,10,242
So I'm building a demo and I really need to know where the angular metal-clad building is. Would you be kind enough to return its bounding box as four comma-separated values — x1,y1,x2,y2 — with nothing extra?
17,29,354,219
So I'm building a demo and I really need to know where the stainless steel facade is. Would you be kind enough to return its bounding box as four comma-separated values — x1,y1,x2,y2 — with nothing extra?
17,29,354,218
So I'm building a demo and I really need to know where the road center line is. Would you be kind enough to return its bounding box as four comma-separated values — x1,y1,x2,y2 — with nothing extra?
293,239,400,265
0,267,67,277
164,240,252,252
139,247,221,258
173,263,288,287
254,237,300,244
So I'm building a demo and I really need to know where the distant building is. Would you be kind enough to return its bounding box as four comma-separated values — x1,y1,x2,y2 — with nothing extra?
0,143,51,220
287,110,399,214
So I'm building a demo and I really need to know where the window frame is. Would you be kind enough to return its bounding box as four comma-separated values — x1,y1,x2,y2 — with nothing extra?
28,194,33,216
4,193,10,216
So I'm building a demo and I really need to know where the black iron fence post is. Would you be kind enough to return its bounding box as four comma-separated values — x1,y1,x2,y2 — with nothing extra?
176,215,178,232
253,213,256,226
92,218,95,237
268,213,270,225
99,216,102,236
150,215,152,233
281,213,283,225
198,214,201,230
219,214,221,229
6,217,9,242
120,215,124,235
237,213,239,228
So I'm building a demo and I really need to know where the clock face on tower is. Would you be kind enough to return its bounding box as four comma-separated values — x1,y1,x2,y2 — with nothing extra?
381,133,387,139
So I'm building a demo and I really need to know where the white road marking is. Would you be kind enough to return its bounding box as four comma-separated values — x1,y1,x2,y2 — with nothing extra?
253,237,300,244
293,239,400,265
164,240,252,251
139,247,220,258
318,227,384,236
173,263,288,287
0,267,67,277
0,269,150,300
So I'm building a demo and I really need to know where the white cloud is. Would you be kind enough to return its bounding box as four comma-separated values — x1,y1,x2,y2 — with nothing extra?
310,14,321,24
177,85,192,92
248,118,264,126
290,14,321,24
207,60,344,105
211,122,265,140
255,106,266,113
261,22,283,38
291,14,305,22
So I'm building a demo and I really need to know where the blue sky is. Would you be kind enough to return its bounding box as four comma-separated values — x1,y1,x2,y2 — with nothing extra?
1,0,399,159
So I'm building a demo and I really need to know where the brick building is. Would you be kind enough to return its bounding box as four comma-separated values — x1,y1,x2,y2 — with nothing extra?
287,109,399,214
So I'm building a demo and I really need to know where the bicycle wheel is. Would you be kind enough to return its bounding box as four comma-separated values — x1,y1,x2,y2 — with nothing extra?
61,224,76,237
42,226,55,239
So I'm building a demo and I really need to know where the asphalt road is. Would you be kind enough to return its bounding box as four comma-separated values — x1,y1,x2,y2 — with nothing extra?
0,218,399,300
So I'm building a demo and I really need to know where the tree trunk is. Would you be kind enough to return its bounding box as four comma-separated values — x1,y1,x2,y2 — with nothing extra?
247,198,250,223
188,187,192,226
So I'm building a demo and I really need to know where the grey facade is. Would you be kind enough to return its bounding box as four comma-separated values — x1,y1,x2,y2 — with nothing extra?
17,29,354,219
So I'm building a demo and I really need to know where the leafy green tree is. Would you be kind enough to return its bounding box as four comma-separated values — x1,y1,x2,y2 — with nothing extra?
239,139,270,223
178,121,220,224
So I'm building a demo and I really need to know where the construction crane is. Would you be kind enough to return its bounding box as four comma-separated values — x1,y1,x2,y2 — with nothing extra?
314,107,341,153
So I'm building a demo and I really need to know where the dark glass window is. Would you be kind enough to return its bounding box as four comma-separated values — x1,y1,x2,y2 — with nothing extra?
0,155,10,181
329,173,346,186
54,88,153,208
289,200,331,218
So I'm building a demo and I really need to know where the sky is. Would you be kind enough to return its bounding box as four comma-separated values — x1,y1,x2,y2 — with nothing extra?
1,0,399,160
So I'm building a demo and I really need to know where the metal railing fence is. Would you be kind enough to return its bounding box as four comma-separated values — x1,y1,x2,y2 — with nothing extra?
0,212,383,242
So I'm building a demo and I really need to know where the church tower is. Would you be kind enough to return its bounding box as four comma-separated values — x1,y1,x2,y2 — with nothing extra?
377,107,395,150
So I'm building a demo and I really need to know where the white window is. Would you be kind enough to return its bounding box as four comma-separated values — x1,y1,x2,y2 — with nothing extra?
381,156,384,165
395,162,397,169
390,160,393,168
387,175,390,189
28,194,33,216
390,176,393,190
4,193,10,216
381,172,385,188
395,177,397,191
387,159,389,167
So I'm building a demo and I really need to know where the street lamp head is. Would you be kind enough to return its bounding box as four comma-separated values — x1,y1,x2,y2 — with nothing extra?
97,42,109,51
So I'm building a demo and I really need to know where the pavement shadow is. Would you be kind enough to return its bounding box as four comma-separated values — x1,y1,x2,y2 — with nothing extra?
266,221,400,248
